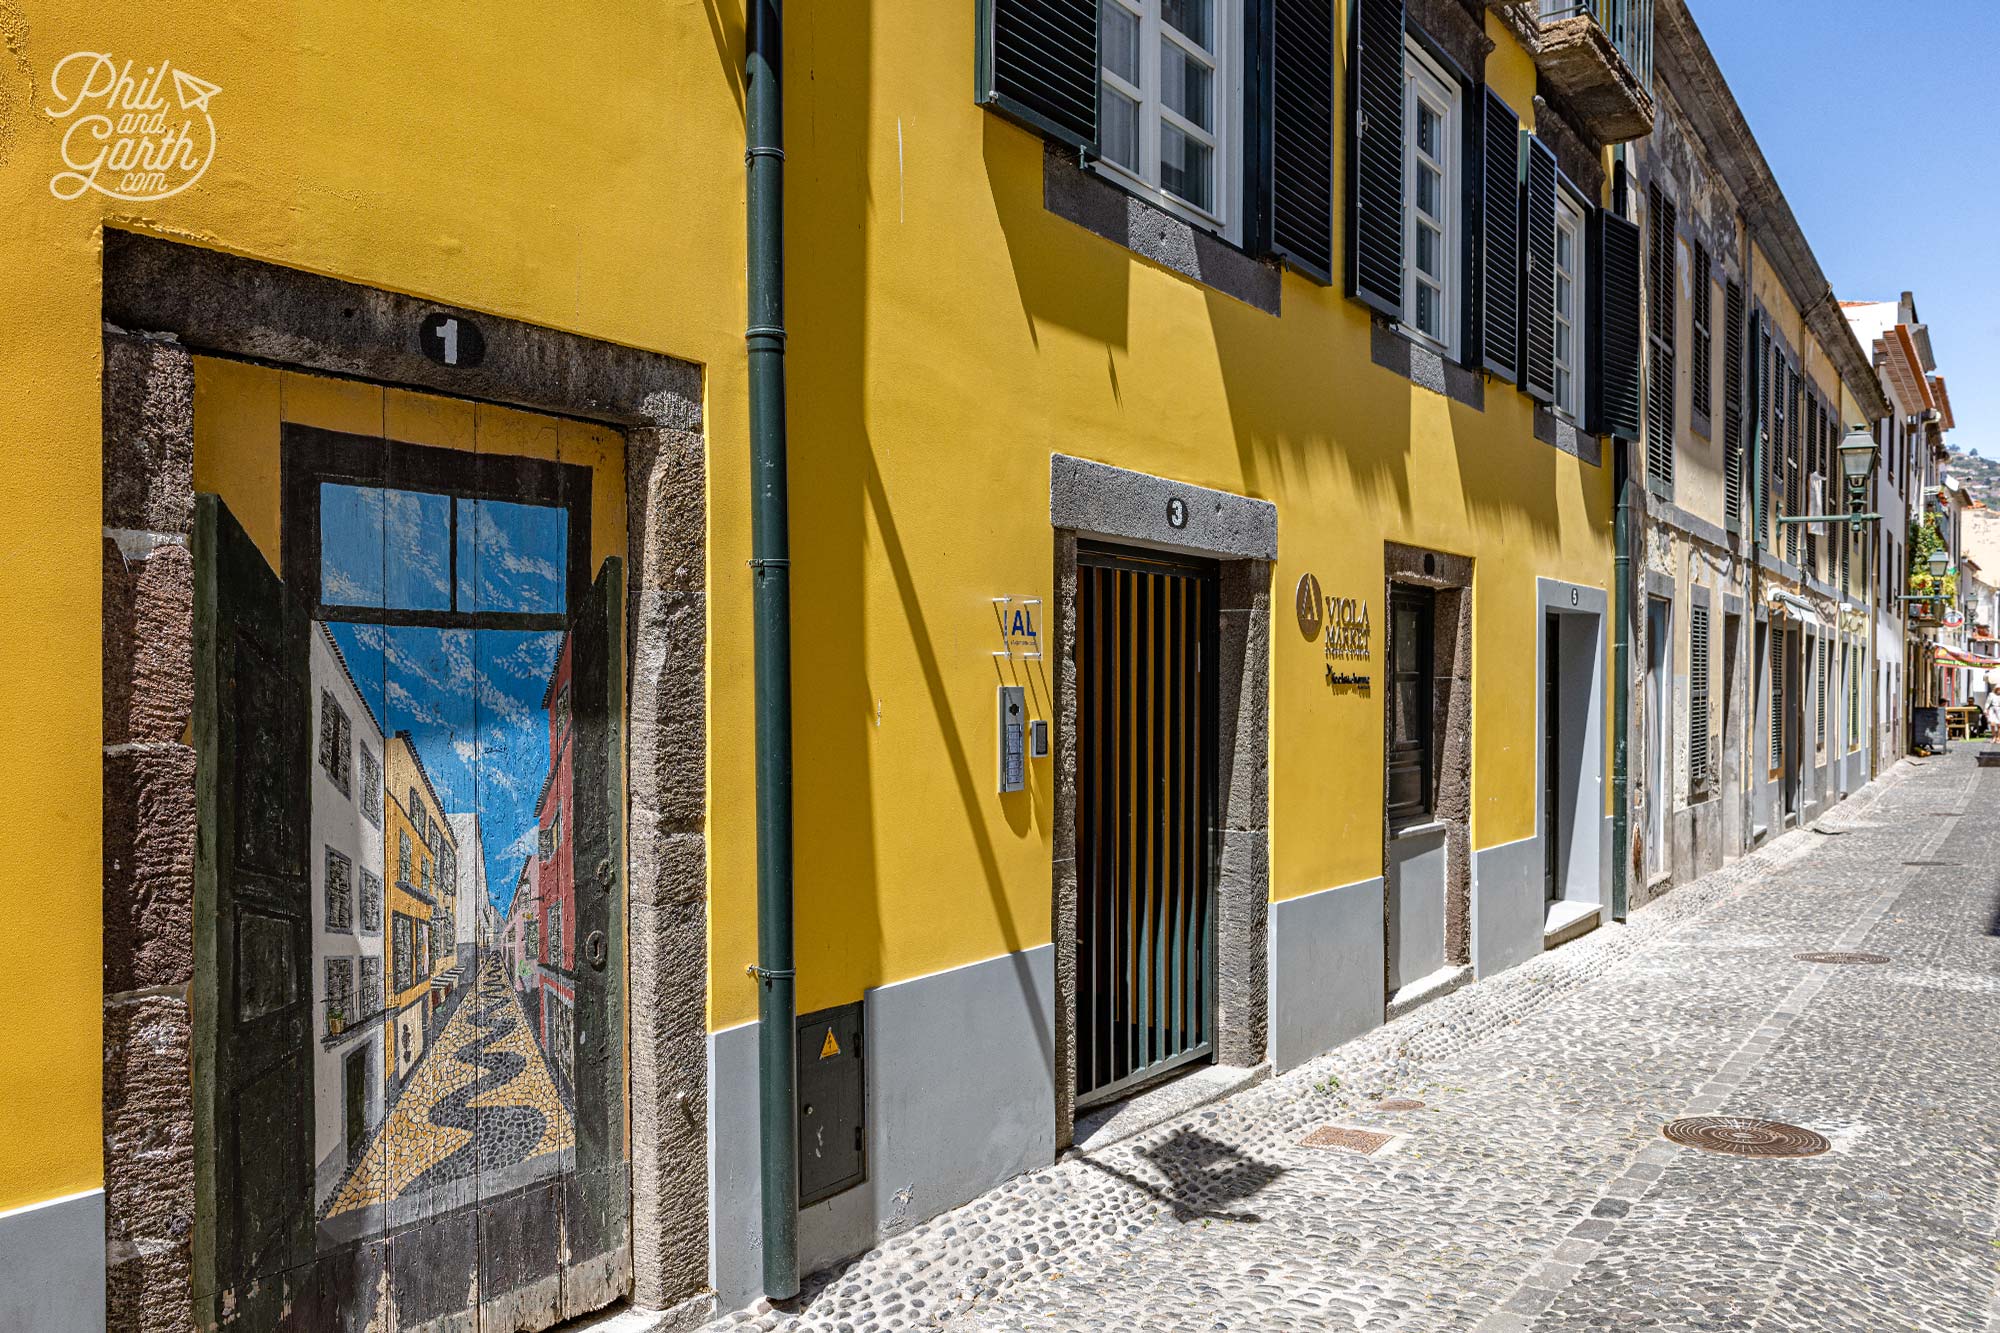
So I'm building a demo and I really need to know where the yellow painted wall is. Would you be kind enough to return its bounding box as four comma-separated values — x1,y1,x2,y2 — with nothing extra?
711,2,1612,1029
1,0,1611,1212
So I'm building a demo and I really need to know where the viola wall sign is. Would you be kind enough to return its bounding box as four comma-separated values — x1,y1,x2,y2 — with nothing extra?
1295,572,1372,690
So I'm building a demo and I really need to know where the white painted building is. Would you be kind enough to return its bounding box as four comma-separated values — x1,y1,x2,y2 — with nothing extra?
308,623,388,1210
447,811,486,977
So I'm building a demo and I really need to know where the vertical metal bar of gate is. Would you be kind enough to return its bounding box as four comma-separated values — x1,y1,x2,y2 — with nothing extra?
1077,548,1216,1109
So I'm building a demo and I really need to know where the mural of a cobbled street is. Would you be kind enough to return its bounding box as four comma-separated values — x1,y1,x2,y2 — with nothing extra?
323,957,574,1220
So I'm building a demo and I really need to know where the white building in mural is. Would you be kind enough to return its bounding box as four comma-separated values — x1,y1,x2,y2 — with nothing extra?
447,811,486,976
308,623,388,1209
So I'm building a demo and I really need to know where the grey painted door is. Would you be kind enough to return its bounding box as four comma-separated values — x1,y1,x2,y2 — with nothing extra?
1385,585,1445,993
1645,599,1672,879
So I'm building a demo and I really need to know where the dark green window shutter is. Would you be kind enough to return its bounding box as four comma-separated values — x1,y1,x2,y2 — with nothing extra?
1645,183,1677,494
1260,0,1337,283
1517,134,1557,404
1723,280,1745,533
1587,208,1641,440
976,0,1099,151
1690,242,1712,421
1346,0,1405,317
1690,604,1711,792
1478,90,1520,381
1784,363,1800,566
1753,316,1769,531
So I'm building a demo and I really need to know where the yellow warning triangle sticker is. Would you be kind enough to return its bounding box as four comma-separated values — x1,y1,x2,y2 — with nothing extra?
819,1028,841,1060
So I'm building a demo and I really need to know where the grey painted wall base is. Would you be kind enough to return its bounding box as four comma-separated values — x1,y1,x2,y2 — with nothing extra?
1,1190,104,1333
1470,836,1544,978
1267,878,1385,1073
708,946,1057,1312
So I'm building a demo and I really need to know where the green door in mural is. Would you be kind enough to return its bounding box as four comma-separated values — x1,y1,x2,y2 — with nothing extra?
192,417,628,1331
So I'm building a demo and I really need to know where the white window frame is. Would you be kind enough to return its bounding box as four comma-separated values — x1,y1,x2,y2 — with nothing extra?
1093,0,1242,243
1553,187,1589,421
1401,40,1462,359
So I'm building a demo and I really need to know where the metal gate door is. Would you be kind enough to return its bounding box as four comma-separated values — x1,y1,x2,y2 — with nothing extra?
1075,546,1217,1108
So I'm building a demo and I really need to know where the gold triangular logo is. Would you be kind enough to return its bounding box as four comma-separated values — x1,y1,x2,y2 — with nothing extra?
819,1028,841,1060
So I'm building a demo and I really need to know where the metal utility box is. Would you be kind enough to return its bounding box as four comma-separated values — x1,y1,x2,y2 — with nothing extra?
795,1002,866,1206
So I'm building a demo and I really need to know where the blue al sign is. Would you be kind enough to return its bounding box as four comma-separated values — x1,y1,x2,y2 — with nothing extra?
994,596,1043,659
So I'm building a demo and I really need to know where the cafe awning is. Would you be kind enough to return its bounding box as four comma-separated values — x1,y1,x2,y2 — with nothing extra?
1932,645,1993,669
1769,590,1829,631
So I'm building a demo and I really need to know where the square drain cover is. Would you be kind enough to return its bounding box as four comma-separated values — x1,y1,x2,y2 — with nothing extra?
1300,1125,1396,1155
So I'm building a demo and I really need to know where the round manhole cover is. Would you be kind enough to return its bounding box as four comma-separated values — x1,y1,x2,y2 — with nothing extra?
1794,951,1891,965
1376,1098,1425,1112
1661,1117,1830,1158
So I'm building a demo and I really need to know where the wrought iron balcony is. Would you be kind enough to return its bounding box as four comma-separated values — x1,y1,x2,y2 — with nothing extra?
1500,0,1656,144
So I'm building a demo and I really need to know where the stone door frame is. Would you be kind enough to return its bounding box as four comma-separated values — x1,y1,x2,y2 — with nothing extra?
99,231,711,1330
1047,455,1274,1149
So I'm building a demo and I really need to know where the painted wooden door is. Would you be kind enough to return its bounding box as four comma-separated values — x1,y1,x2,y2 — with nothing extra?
192,494,317,1329
191,387,629,1330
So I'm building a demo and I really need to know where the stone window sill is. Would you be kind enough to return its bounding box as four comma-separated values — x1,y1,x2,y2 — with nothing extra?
1369,321,1485,410
1043,144,1282,316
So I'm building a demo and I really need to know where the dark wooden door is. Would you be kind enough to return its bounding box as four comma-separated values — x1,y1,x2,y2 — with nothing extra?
192,494,316,1328
558,557,632,1317
343,1049,367,1160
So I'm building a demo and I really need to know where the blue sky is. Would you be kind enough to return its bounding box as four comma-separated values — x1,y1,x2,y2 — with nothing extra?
1691,1,2000,451
320,485,569,916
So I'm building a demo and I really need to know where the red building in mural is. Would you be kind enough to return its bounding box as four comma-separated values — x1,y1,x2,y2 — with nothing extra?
532,635,577,1089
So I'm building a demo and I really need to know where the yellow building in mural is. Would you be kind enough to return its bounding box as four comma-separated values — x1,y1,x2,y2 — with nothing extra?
0,2,1898,1330
382,732,456,1084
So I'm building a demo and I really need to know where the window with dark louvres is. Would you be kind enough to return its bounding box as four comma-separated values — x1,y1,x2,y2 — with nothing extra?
976,0,1100,151
1517,134,1558,404
1723,280,1746,532
1645,183,1678,494
1263,0,1338,282
1588,209,1642,441
1691,242,1712,421
1479,91,1520,382
1347,0,1406,317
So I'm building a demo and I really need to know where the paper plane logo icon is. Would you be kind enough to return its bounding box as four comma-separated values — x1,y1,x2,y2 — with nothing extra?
173,68,220,112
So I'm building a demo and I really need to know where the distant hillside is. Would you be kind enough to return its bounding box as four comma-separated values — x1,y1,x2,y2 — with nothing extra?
1948,448,2000,508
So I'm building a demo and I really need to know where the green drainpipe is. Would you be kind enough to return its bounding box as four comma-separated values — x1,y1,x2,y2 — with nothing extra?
1611,151,1633,922
746,0,799,1301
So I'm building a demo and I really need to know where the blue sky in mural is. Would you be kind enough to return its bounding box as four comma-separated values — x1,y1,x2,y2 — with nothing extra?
321,484,569,915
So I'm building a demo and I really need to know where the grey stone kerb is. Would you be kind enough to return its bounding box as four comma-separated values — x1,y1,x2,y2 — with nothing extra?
1050,454,1278,561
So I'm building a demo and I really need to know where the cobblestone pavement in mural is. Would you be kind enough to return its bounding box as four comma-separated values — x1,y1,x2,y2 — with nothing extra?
325,957,572,1218
714,754,2000,1333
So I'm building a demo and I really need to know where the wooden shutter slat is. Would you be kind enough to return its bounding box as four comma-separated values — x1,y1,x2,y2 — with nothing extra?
1517,134,1558,404
1478,90,1520,381
1346,0,1405,316
1588,208,1642,440
977,0,1099,151
1262,0,1337,283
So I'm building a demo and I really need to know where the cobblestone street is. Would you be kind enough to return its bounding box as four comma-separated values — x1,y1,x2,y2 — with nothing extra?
717,755,2000,1333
